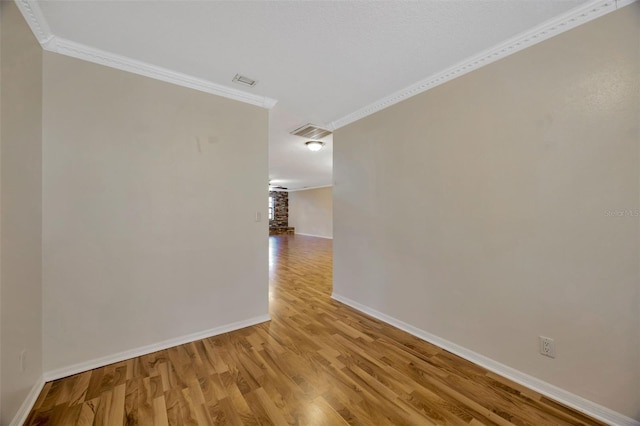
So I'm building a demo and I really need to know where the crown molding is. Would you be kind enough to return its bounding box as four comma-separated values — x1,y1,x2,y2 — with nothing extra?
14,0,53,44
16,0,635,117
13,0,278,110
331,0,634,130
46,37,278,108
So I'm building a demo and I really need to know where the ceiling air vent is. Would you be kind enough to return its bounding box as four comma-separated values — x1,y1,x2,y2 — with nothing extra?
232,73,257,87
290,124,332,140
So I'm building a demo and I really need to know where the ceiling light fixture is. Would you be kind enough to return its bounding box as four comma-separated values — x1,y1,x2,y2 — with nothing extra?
305,141,325,152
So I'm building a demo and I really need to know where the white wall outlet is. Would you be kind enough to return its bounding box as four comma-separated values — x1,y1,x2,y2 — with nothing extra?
255,211,261,222
19,349,27,372
539,336,555,358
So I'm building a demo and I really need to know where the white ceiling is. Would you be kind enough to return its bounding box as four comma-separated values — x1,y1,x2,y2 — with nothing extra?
28,0,594,190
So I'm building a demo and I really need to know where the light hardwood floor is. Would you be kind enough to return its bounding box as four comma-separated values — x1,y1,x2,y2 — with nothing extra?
26,235,605,425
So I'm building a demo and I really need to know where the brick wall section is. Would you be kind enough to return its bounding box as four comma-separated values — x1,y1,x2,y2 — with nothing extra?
269,191,288,229
269,227,294,235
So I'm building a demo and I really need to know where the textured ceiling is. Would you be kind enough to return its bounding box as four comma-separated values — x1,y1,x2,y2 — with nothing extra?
33,0,591,190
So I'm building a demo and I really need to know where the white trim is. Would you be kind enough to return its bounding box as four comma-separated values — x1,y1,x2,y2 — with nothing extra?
294,233,333,239
43,314,270,382
13,0,278,110
286,184,333,192
16,0,637,118
9,376,45,426
616,0,638,8
331,293,640,426
47,37,278,109
14,0,53,45
330,0,630,130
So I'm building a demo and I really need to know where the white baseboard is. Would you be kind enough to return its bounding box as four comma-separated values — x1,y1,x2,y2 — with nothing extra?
10,375,45,426
43,314,271,382
286,184,333,192
294,233,333,239
616,0,638,8
331,293,639,426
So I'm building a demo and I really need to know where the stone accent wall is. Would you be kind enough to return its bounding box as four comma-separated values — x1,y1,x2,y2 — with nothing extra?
269,227,295,236
269,191,288,229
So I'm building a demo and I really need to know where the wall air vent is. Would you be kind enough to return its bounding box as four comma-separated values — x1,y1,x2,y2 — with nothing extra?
232,73,257,87
290,124,332,140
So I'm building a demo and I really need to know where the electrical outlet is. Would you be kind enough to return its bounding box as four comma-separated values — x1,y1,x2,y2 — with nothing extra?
539,336,555,358
19,349,27,372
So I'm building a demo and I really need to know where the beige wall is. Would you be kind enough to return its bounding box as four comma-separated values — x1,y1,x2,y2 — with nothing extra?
289,187,333,238
0,2,44,423
42,53,269,372
334,6,639,420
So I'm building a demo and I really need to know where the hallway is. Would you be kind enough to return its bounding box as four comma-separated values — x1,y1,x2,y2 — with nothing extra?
26,235,604,425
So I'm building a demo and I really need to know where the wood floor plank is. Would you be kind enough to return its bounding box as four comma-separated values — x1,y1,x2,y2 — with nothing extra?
56,402,83,425
108,383,126,425
163,388,186,426
93,389,112,425
153,396,170,426
38,380,64,412
25,235,608,425
123,378,139,426
32,381,53,410
52,376,76,407
137,377,155,424
251,387,290,425
76,397,99,426
176,385,200,425
67,370,92,407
